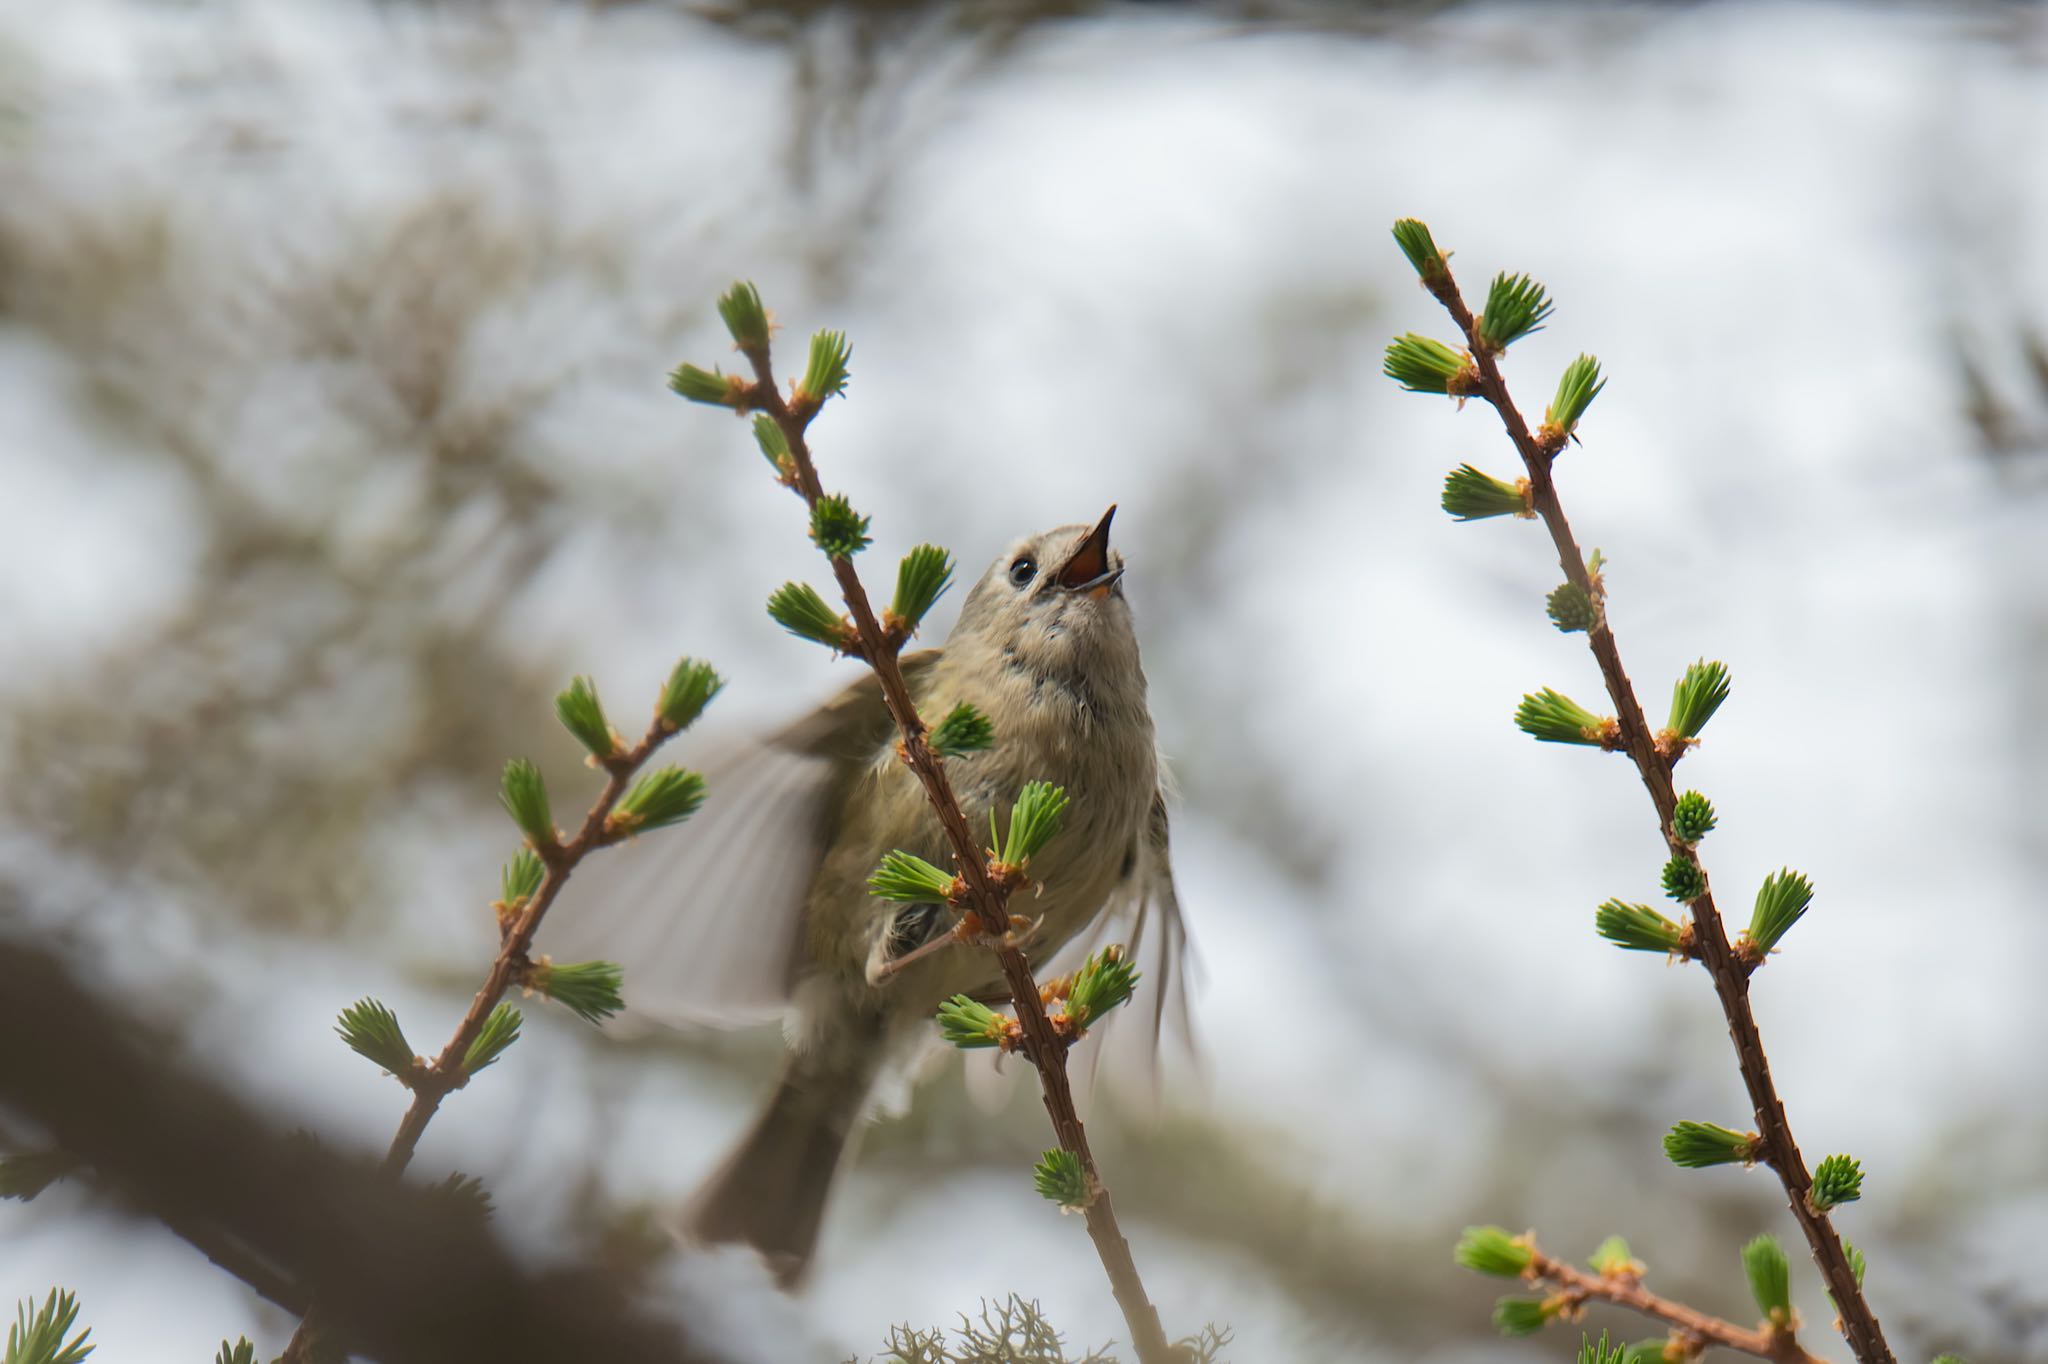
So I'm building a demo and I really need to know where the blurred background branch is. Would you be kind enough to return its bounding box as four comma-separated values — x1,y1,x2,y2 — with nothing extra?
0,930,723,1364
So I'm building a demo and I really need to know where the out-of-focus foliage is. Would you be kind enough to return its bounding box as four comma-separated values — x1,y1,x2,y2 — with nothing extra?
848,1295,1229,1364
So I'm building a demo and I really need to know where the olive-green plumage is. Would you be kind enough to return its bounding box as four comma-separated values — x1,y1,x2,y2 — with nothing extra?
544,509,1184,1284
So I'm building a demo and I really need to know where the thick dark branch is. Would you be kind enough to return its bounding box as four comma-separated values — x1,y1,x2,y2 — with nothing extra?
1417,270,1894,1364
0,933,725,1364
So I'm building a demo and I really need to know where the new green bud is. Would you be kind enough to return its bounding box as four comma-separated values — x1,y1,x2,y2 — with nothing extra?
668,362,750,409
766,581,853,651
1476,271,1554,352
1515,688,1615,747
1661,855,1706,903
1391,218,1447,284
1595,900,1684,954
1589,1236,1640,1277
529,959,625,1025
1547,581,1597,632
889,544,955,634
751,414,793,478
1744,868,1814,957
500,849,546,908
1672,790,1717,843
462,1004,521,1075
996,781,1071,867
498,758,556,849
1742,1233,1792,1324
336,998,416,1080
554,674,620,761
1667,660,1732,740
1810,1153,1864,1211
1442,464,1531,521
936,995,1008,1049
868,850,959,904
798,329,852,404
1492,1296,1553,1338
929,701,994,758
1033,1148,1089,1209
1063,947,1140,1031
658,657,724,732
609,767,708,836
716,280,770,350
1664,1120,1761,1169
1543,354,1606,438
1385,333,1472,395
809,494,872,559
1453,1226,1533,1278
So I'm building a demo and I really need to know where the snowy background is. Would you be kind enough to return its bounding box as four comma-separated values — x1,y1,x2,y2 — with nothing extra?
2,2,2045,1360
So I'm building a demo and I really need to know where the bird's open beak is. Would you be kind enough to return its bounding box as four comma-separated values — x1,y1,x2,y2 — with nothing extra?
1056,505,1123,598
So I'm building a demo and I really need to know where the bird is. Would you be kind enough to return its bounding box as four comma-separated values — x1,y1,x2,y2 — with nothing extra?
541,506,1191,1285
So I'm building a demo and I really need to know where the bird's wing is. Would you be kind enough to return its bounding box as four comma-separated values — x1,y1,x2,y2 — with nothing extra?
536,652,940,1032
1059,782,1203,1109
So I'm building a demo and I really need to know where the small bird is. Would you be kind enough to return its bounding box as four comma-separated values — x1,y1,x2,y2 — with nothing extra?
542,507,1189,1285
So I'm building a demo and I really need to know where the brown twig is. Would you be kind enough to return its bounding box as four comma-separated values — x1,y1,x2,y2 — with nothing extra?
1412,262,1894,1364
1523,1244,1826,1364
729,334,1174,1364
282,714,689,1362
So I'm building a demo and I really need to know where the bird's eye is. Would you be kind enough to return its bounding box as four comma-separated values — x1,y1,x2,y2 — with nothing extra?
1008,556,1037,587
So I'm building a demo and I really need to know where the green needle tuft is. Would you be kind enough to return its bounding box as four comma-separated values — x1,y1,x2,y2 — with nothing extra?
1673,790,1718,843
1810,1153,1864,1211
869,851,958,904
658,657,724,732
554,675,619,761
462,1004,521,1075
1547,581,1596,631
610,767,708,836
1664,1120,1759,1169
1063,948,1140,1031
799,329,852,403
1667,660,1731,739
1589,1236,1639,1277
929,701,994,758
500,849,545,908
1384,333,1471,394
809,494,872,559
890,544,955,633
1742,1233,1792,1323
1661,855,1706,903
1391,218,1447,283
8,1289,92,1364
1544,354,1606,437
1595,900,1683,953
1515,689,1612,747
1492,1297,1552,1338
716,280,770,349
1744,868,1814,956
936,995,1008,1049
751,414,793,477
668,362,749,409
530,959,625,1025
1033,1149,1089,1208
1453,1226,1533,1277
336,999,416,1079
996,781,1070,867
498,758,555,848
1477,271,1554,352
766,581,852,650
1442,464,1529,521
